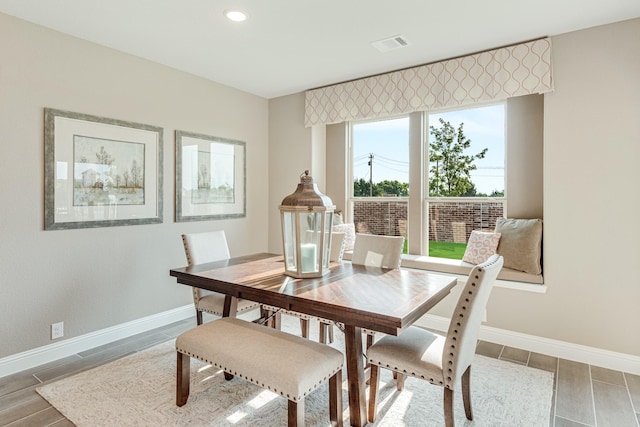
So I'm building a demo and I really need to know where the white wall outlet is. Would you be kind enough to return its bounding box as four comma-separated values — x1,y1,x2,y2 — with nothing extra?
51,322,64,340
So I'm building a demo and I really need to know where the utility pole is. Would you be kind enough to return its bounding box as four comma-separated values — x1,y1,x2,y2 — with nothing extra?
368,153,374,197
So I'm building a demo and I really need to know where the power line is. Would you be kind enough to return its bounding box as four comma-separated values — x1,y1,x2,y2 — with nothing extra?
375,163,408,174
375,154,408,165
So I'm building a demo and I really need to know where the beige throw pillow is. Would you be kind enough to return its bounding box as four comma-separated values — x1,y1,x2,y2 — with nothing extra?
462,231,502,265
495,218,543,274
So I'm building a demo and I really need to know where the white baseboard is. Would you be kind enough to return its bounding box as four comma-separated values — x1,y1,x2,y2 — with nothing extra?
415,314,640,375
0,305,194,378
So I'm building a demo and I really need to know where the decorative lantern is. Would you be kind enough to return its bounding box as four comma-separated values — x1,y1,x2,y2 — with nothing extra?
279,170,335,278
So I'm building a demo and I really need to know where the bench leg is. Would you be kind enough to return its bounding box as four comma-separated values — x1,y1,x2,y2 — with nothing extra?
329,370,343,426
176,352,190,407
288,399,305,427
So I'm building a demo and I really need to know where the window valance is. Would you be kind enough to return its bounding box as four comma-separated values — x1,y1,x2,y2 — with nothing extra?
305,38,553,127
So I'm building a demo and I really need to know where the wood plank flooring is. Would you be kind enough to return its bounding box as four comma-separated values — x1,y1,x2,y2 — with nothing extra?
1,317,639,426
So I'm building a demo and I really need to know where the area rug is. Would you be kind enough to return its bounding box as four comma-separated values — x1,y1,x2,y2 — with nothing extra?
37,316,554,426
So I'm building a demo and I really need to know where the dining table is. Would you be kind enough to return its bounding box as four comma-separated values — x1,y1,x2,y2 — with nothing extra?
170,252,458,427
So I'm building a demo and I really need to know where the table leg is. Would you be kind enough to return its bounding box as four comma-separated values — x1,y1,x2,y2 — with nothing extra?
222,295,238,381
222,295,238,318
344,325,367,427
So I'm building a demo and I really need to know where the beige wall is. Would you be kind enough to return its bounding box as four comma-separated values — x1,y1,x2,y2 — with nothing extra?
0,13,269,358
267,93,313,253
506,95,544,219
269,18,640,357
325,123,348,213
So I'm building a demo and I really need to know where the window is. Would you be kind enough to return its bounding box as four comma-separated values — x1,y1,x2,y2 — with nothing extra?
426,104,505,259
349,116,410,251
348,103,507,259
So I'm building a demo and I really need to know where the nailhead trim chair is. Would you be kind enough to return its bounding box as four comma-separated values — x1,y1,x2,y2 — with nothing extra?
366,254,504,426
182,231,260,325
176,317,344,426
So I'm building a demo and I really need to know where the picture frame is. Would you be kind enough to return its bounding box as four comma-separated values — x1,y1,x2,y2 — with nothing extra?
175,130,246,222
44,108,163,230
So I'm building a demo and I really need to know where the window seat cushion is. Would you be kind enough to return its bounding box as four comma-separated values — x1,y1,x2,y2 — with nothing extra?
401,254,543,284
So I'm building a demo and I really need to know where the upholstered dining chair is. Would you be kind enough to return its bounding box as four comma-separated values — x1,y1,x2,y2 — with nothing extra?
351,233,404,269
329,231,346,264
366,254,504,426
182,231,260,325
349,233,405,352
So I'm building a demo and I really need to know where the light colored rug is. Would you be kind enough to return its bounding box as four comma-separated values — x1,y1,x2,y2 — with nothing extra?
37,315,554,426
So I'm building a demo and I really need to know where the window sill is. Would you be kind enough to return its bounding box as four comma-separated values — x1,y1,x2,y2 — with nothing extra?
342,252,546,293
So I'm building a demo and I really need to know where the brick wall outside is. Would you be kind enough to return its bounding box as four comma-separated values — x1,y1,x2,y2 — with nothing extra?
353,199,504,243
428,201,504,242
353,199,408,236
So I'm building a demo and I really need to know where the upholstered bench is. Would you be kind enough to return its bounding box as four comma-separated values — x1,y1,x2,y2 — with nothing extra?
175,317,344,427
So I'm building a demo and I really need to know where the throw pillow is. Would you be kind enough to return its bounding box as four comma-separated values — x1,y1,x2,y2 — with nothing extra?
494,218,543,274
332,223,356,251
462,231,502,265
334,212,344,225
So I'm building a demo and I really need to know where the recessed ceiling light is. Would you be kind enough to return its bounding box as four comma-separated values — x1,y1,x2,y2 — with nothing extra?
224,10,247,22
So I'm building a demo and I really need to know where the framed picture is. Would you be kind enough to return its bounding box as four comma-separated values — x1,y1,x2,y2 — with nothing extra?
44,108,163,230
175,130,246,222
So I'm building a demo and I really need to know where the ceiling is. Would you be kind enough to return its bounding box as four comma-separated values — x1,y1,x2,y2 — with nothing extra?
1,0,639,99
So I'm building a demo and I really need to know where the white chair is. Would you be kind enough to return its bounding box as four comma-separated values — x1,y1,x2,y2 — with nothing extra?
182,231,260,325
350,233,405,352
367,255,504,426
329,231,346,263
351,233,404,269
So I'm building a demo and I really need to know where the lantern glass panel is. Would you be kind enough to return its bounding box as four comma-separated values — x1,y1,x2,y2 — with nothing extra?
282,211,297,272
301,212,322,273
322,212,333,268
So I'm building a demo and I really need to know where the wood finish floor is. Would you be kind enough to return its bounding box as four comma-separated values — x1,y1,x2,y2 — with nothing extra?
1,318,639,427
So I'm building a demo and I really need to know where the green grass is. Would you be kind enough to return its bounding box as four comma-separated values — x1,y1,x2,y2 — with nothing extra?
428,241,467,260
401,239,466,260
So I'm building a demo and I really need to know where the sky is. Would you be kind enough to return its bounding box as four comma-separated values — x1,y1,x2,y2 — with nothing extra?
352,103,505,195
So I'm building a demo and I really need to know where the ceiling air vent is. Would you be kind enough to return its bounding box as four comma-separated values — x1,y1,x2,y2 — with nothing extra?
370,35,411,53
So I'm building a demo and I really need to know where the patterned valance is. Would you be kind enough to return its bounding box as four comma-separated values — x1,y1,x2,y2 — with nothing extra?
305,38,553,127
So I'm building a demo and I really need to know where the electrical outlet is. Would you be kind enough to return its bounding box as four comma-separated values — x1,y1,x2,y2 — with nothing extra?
51,322,64,340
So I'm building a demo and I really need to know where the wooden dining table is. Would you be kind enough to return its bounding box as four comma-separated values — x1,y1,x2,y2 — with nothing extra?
170,253,458,427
